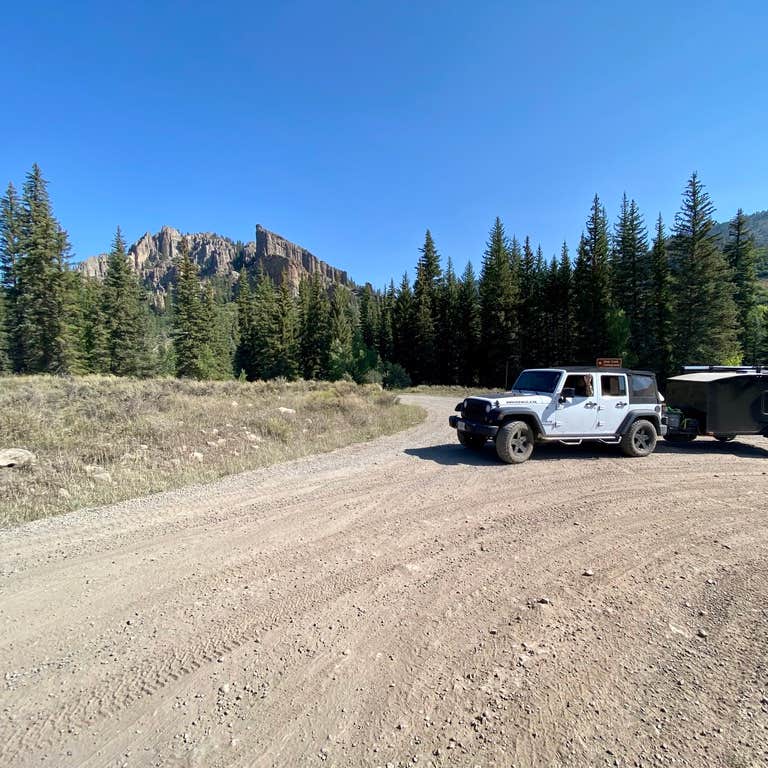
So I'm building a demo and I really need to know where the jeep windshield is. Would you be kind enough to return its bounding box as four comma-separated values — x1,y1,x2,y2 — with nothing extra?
511,370,562,394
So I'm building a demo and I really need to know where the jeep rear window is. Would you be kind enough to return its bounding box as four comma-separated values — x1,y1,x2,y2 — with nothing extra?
630,374,656,398
512,370,561,393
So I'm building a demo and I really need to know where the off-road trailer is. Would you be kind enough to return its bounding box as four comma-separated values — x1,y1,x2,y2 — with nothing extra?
664,366,768,442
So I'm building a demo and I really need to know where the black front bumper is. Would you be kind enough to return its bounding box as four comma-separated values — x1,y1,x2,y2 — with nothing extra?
449,415,499,437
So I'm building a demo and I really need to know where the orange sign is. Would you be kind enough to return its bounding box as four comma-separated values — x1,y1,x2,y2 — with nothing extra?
596,358,623,368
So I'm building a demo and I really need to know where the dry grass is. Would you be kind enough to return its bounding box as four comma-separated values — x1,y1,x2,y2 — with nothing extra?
399,384,494,399
0,376,425,526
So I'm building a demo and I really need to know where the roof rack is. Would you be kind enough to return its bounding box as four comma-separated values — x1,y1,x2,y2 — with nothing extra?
683,364,764,374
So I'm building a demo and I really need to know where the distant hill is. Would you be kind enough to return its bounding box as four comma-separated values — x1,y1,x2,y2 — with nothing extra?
712,209,768,278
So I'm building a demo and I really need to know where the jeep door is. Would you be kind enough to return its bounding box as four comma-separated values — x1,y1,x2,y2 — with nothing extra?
550,373,598,435
594,373,629,434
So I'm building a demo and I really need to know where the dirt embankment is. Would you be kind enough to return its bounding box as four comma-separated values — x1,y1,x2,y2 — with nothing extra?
1,394,767,767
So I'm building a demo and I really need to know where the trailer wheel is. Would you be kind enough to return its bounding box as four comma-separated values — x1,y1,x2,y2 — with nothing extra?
621,419,657,457
714,433,736,443
495,420,534,464
458,431,486,450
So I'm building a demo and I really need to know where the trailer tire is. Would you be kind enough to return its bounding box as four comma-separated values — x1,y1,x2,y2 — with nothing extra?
714,433,736,443
621,419,657,457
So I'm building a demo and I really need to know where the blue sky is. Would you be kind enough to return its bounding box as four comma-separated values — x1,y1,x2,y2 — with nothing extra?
3,1,767,286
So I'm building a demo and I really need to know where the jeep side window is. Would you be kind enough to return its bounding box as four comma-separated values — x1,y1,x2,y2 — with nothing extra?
563,374,593,397
600,375,626,397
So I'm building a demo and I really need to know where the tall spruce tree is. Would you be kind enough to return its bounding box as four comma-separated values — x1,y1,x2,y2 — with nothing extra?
411,231,442,383
612,194,650,365
646,215,675,380
669,173,740,366
393,272,414,378
234,269,257,379
572,195,613,362
274,278,300,379
437,258,461,384
0,182,22,370
378,281,396,364
172,236,208,378
552,242,573,364
249,269,280,380
479,217,519,386
457,261,481,384
103,226,148,376
15,165,71,373
328,285,355,379
79,276,111,373
299,273,331,379
723,209,760,361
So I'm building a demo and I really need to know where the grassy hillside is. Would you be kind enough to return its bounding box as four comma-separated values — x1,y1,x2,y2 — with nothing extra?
0,377,424,526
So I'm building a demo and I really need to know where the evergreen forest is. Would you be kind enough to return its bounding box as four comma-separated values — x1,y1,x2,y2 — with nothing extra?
2,164,766,389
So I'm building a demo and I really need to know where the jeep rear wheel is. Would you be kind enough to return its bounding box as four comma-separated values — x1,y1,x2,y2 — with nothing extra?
458,431,486,450
714,433,736,443
621,419,657,457
495,420,534,464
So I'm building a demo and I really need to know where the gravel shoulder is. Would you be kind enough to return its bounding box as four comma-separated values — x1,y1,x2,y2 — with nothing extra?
1,394,767,767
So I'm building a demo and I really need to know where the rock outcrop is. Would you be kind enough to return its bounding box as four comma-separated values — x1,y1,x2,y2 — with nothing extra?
77,225,351,303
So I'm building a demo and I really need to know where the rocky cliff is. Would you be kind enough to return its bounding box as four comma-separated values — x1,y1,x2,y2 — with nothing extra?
78,225,351,302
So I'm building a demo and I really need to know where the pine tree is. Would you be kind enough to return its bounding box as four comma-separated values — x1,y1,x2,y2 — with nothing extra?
723,209,761,362
669,173,740,366
172,236,207,378
479,217,519,386
102,227,147,376
646,215,675,380
378,281,396,363
457,261,481,384
299,273,331,379
274,278,300,379
359,283,380,351
234,269,256,379
411,231,442,383
0,182,21,370
438,258,461,384
552,242,573,364
612,194,650,365
0,289,9,372
572,195,613,362
392,272,414,378
328,285,355,379
77,275,111,373
15,165,71,373
249,269,280,380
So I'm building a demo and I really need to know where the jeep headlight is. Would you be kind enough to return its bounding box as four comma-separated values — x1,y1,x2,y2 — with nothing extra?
462,399,468,410
485,404,491,413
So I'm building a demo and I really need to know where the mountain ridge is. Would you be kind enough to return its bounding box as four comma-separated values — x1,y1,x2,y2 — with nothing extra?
77,225,351,306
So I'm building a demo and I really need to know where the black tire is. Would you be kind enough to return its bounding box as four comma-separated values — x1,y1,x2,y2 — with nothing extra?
495,420,534,464
621,419,657,457
664,432,696,443
714,433,736,443
457,431,486,450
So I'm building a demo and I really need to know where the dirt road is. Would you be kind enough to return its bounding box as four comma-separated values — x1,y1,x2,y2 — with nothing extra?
1,394,767,768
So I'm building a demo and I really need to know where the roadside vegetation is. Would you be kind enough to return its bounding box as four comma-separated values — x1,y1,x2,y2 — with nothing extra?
0,376,424,526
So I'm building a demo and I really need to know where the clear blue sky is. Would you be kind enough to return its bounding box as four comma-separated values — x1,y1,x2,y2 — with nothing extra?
3,1,767,287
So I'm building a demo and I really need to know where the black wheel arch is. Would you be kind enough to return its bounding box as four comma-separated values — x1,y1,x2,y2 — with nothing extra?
617,411,662,436
491,409,545,438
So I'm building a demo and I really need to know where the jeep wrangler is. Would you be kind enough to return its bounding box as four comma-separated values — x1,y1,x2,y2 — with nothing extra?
448,367,667,464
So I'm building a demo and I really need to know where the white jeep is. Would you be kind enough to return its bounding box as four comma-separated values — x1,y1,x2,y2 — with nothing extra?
448,367,667,464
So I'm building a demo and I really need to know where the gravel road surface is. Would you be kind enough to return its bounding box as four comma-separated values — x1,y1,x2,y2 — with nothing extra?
1,394,767,767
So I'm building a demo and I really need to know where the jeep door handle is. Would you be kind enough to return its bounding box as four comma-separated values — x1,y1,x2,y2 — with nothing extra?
616,401,627,407
585,401,597,409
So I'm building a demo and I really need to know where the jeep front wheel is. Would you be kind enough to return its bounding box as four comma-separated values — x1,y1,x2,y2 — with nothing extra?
495,420,534,464
458,431,486,450
621,419,657,457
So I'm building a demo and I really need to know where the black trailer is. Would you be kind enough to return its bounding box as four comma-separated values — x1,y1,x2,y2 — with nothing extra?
665,366,768,442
